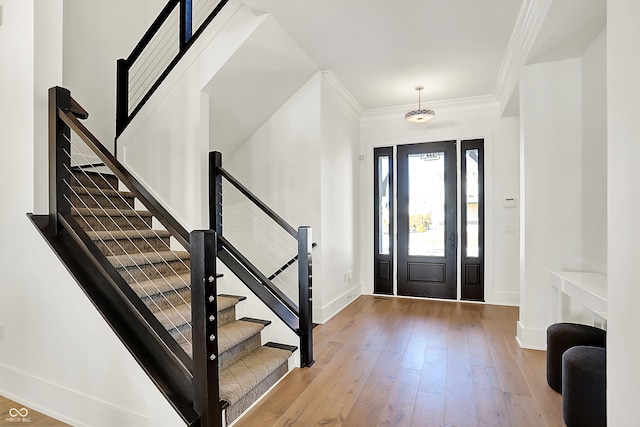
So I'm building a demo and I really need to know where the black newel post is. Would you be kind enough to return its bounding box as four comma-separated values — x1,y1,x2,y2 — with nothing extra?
298,226,314,367
191,230,222,427
48,86,72,234
116,58,129,138
209,152,223,246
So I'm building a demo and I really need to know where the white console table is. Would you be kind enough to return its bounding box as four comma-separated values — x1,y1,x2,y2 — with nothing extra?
549,271,608,328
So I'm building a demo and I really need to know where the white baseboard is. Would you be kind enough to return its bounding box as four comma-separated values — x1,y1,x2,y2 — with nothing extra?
489,291,520,306
0,364,149,427
516,321,547,350
313,283,362,324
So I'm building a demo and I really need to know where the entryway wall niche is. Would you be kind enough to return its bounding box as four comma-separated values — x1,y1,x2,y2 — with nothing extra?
517,27,607,350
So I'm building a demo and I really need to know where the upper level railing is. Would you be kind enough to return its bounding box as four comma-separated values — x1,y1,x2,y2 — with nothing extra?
116,0,229,136
210,152,315,368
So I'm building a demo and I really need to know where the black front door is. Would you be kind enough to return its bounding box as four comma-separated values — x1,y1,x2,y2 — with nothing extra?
396,141,457,299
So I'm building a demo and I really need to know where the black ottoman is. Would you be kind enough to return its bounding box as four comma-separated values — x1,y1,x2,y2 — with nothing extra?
546,322,606,393
562,346,606,427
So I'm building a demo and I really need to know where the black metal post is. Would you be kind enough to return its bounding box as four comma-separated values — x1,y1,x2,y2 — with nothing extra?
179,0,192,51
48,86,72,235
116,58,129,138
297,226,314,367
191,230,222,427
209,152,223,246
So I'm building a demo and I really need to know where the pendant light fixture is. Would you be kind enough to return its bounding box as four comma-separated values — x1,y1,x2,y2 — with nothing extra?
405,85,435,123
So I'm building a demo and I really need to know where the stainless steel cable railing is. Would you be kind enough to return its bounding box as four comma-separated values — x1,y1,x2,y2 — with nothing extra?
116,0,229,136
48,86,220,426
63,143,194,353
210,151,315,368
221,180,300,305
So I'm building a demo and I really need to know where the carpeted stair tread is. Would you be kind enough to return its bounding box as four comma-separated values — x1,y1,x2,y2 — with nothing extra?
106,250,190,268
219,345,292,406
217,295,241,312
218,320,265,354
72,207,153,219
156,302,192,340
132,274,191,313
132,273,191,299
70,185,134,199
86,229,171,241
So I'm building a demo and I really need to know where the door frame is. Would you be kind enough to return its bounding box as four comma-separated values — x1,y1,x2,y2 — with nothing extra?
396,141,458,299
372,139,486,301
460,139,485,301
373,147,394,295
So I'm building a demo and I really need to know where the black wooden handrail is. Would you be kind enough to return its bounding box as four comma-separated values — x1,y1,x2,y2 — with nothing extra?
58,105,190,249
215,166,298,239
128,0,181,64
219,236,299,315
116,0,230,137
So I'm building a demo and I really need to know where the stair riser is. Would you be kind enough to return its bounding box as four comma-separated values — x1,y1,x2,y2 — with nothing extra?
141,287,190,313
219,334,262,371
94,235,171,256
167,320,192,346
70,192,134,210
115,259,191,284
225,361,289,425
73,213,153,232
71,172,118,190
218,305,237,327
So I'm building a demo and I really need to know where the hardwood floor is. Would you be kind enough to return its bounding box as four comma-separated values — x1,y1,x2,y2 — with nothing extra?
0,395,70,427
234,295,563,427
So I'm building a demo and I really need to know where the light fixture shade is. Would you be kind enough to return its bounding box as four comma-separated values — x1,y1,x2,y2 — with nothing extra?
405,85,435,123
405,108,435,123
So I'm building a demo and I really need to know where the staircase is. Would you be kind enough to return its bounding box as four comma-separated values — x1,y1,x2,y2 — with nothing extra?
69,168,295,425
37,0,316,419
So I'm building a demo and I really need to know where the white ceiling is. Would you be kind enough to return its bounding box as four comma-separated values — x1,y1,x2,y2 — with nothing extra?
242,0,523,110
204,0,607,152
527,0,606,65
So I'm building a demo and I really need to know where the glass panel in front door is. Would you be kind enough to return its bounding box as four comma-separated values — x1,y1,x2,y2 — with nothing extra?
465,149,480,257
408,152,445,257
378,155,391,255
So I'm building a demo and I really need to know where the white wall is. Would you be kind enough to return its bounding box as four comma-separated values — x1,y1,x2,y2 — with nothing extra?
63,0,166,151
581,28,607,274
319,72,362,320
225,71,362,323
607,0,640,424
360,98,521,306
118,1,259,231
225,73,323,315
518,58,583,349
0,2,184,425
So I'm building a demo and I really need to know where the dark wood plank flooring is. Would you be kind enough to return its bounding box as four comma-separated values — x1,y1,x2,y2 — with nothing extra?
234,295,563,427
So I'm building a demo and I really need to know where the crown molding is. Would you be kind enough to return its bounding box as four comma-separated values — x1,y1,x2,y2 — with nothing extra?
321,70,364,122
494,0,554,116
361,95,499,123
